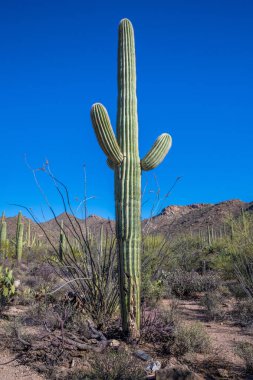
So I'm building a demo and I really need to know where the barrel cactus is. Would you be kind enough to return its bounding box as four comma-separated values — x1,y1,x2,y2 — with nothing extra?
91,19,172,338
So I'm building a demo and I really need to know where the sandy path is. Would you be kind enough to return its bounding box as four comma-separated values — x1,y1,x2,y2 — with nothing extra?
0,307,45,380
0,352,44,380
176,298,253,367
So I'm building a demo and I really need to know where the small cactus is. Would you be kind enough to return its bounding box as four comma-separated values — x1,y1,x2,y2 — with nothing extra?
0,222,7,247
16,212,24,263
59,221,66,261
0,212,7,255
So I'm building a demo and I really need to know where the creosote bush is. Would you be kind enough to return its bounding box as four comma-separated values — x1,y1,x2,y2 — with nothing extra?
235,341,253,373
141,234,170,306
233,299,253,327
87,349,146,380
173,322,211,357
141,278,165,307
165,269,221,298
140,302,179,351
141,303,210,357
201,290,226,321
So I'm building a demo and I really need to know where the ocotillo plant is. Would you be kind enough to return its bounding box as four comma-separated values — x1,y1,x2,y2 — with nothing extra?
91,19,172,338
16,212,24,263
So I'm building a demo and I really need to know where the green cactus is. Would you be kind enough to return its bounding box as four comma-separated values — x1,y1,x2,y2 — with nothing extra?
0,213,6,242
16,211,24,263
90,19,172,337
25,220,36,248
0,213,7,254
59,221,66,261
99,224,104,256
0,222,7,246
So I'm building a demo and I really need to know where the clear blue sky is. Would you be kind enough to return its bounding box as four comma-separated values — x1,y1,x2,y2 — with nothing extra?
0,0,252,220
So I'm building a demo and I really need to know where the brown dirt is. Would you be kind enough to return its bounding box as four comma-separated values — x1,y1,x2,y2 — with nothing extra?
0,307,45,380
177,298,253,365
0,297,253,379
0,352,44,380
162,297,253,379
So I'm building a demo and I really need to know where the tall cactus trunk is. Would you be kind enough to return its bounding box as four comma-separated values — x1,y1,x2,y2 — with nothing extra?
115,21,141,337
0,213,7,256
90,19,172,338
16,223,24,263
59,221,66,262
15,212,24,263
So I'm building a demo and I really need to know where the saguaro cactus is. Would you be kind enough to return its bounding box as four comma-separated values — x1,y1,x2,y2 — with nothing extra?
0,212,7,253
25,220,36,248
59,221,66,261
16,211,24,263
91,19,172,338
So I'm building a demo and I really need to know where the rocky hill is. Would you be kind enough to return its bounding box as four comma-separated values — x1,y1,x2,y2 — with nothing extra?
144,199,253,237
3,199,252,245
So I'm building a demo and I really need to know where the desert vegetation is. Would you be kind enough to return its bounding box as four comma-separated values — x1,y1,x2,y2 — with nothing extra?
0,198,253,379
0,17,252,380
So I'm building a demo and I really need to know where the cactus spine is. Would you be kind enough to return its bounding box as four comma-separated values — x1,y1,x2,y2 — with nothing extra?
16,212,24,263
91,19,172,338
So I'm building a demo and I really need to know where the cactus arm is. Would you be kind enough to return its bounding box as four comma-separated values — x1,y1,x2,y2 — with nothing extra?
141,133,172,171
91,103,124,165
106,158,116,170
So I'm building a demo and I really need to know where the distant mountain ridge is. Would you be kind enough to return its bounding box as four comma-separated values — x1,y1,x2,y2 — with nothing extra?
145,199,252,237
3,199,252,243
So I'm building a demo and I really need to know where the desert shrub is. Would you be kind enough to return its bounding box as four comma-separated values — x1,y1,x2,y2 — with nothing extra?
235,341,253,373
230,213,253,294
141,234,170,306
141,277,165,307
21,168,119,330
0,265,16,306
233,299,253,327
201,290,226,321
141,317,210,357
165,269,221,298
17,286,36,306
227,281,247,299
29,262,55,284
16,263,57,305
87,349,146,380
49,224,119,330
173,322,211,357
209,243,235,278
168,235,210,273
165,213,253,281
141,303,210,357
160,299,180,326
140,300,179,351
234,254,253,299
